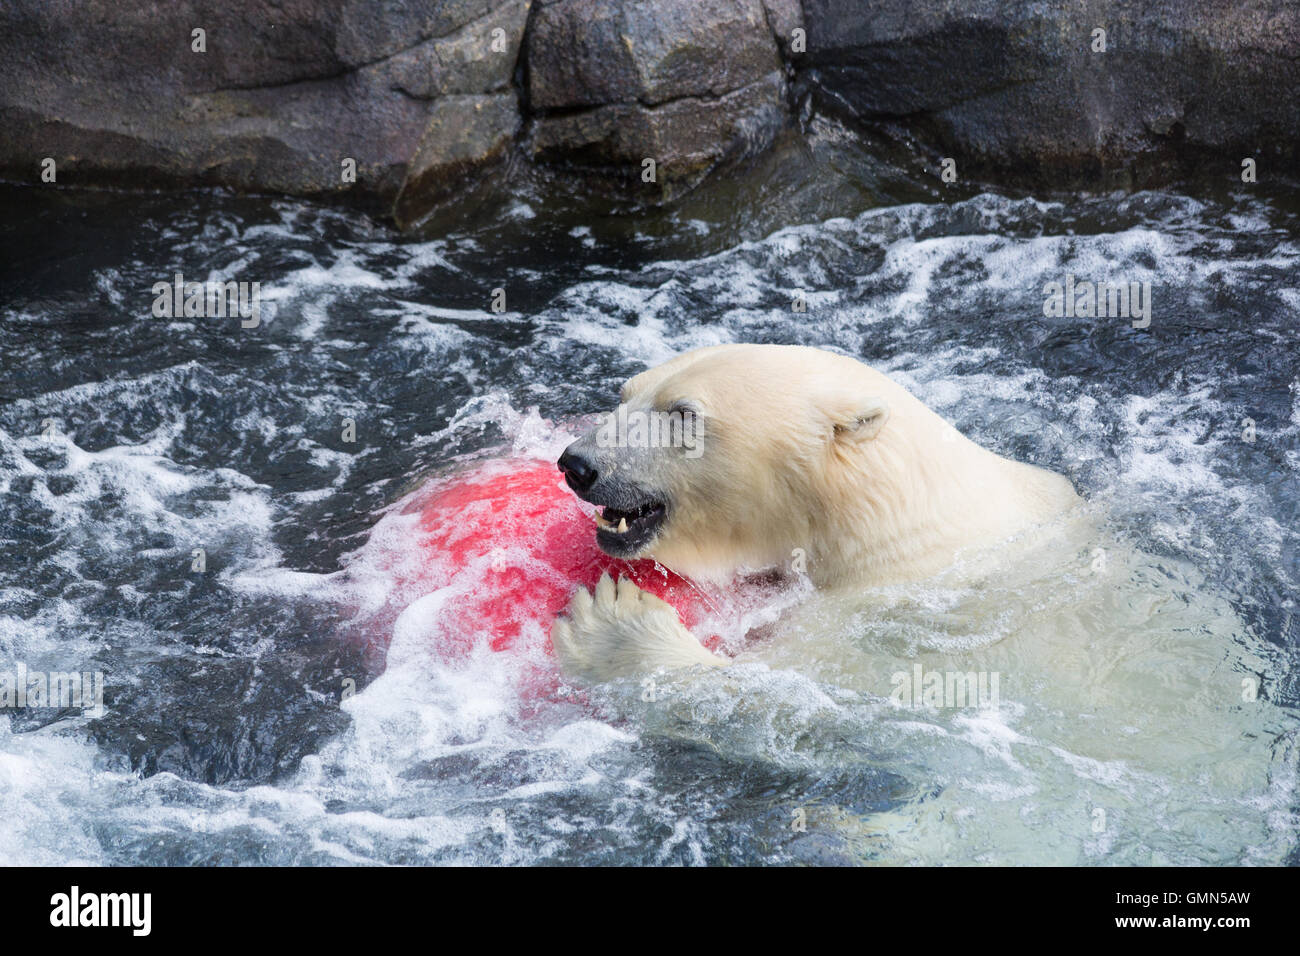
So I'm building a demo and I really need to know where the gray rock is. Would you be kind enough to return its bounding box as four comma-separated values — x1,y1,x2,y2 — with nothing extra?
375,0,529,100
527,0,789,187
6,0,1296,220
800,0,1300,181
761,0,805,59
532,71,786,192
0,0,530,223
394,92,521,227
526,0,642,111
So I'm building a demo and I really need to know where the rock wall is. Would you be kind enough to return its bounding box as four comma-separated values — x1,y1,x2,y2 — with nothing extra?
526,0,799,195
801,0,1300,183
1,0,1296,226
0,0,531,225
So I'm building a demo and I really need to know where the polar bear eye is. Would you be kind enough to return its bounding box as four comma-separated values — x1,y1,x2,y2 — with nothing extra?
667,400,700,417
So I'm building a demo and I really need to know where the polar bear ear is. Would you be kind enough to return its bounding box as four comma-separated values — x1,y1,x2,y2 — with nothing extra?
830,396,890,442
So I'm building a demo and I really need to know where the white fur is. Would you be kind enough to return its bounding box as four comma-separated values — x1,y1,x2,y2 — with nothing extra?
554,345,1080,683
551,571,727,683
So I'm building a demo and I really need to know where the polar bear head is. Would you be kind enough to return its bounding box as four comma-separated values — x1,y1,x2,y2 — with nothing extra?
556,344,944,584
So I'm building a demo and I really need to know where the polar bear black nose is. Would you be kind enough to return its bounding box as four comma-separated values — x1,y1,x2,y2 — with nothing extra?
558,447,598,492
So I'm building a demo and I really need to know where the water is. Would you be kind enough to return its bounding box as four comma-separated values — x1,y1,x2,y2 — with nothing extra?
1,118,1297,865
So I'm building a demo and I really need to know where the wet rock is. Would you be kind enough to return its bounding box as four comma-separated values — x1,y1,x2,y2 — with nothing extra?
394,92,521,227
0,0,530,222
526,0,790,190
371,0,528,101
761,0,806,59
528,0,782,108
532,73,787,195
4,0,1297,217
800,0,1300,182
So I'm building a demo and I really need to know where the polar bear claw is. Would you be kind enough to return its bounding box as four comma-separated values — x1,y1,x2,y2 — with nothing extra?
551,572,727,684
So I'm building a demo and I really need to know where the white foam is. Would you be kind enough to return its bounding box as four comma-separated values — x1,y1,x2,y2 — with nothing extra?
3,186,1296,866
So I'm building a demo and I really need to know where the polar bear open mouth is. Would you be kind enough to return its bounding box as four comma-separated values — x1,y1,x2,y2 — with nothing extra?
593,500,667,555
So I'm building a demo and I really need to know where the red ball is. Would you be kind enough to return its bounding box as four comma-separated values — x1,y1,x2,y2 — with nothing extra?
400,459,729,659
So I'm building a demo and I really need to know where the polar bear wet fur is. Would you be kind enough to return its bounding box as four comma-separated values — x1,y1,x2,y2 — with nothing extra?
551,344,1079,683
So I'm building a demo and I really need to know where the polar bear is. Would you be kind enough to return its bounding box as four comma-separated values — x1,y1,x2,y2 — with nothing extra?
551,344,1080,683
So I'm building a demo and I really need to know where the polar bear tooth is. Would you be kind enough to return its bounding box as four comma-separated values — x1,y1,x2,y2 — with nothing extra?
617,517,628,533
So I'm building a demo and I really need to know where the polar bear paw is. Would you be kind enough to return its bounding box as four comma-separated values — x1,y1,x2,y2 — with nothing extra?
551,572,728,684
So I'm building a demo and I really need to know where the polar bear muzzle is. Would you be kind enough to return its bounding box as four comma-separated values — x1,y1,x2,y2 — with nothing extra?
593,499,667,556
557,446,669,557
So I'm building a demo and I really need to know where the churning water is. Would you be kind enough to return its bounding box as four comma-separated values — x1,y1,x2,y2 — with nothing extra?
1,123,1297,865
